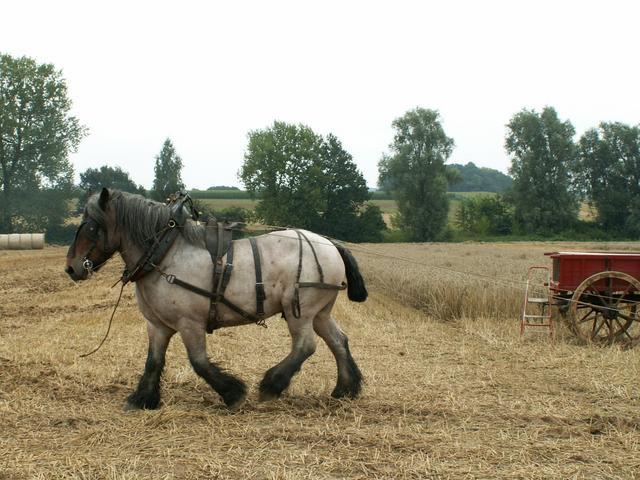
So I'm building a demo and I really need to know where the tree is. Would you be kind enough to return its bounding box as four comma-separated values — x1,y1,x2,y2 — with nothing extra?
79,165,145,206
207,185,239,191
241,122,324,228
577,122,640,235
447,162,513,192
152,138,184,201
353,204,387,242
240,121,384,241
378,108,455,241
505,107,578,234
456,194,513,236
319,134,376,240
0,54,86,232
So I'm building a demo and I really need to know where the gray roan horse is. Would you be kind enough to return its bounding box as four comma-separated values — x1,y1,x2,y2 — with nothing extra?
65,188,367,410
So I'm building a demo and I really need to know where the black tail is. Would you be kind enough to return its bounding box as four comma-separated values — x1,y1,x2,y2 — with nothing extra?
334,243,368,302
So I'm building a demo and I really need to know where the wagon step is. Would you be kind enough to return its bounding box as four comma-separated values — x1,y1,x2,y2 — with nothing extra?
527,297,549,304
521,266,553,338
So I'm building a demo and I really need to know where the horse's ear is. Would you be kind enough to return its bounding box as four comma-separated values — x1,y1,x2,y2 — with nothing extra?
98,188,109,211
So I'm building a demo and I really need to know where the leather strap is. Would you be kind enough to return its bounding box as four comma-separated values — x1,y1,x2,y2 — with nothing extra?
291,230,344,318
297,281,347,290
124,223,178,283
157,242,263,326
205,220,221,332
249,237,266,318
123,195,192,284
298,230,324,283
221,241,234,291
164,273,214,298
292,231,304,318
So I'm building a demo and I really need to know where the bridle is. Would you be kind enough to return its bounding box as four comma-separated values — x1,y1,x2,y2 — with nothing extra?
69,216,117,275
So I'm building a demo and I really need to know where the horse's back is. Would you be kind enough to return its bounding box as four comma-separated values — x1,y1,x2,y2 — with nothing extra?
261,228,344,280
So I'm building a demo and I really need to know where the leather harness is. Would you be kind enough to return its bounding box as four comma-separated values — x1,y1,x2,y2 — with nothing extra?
121,193,346,333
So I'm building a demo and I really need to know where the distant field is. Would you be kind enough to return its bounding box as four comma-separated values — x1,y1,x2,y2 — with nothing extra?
195,192,492,217
197,198,258,211
189,189,251,200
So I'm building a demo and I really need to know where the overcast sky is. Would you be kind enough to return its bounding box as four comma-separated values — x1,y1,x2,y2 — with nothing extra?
2,0,638,189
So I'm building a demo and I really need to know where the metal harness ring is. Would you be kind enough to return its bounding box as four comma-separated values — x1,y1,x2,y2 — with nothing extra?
82,258,94,273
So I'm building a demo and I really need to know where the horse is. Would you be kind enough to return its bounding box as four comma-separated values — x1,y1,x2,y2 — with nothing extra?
65,188,367,410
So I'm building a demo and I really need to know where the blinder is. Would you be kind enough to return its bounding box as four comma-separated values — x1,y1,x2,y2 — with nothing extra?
68,215,114,274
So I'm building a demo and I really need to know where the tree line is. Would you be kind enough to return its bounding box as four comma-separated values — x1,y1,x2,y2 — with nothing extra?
377,106,640,241
456,108,640,239
2,53,638,243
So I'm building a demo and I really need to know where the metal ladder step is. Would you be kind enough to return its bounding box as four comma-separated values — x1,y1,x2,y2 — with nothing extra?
521,266,554,338
527,297,549,304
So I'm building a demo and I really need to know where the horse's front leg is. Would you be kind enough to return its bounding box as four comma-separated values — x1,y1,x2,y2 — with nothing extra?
178,318,247,410
125,321,175,410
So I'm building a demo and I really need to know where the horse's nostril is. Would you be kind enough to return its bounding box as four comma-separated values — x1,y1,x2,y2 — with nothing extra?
65,266,74,275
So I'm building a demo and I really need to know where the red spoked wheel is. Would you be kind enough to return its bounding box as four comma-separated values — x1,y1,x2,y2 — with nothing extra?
569,271,640,347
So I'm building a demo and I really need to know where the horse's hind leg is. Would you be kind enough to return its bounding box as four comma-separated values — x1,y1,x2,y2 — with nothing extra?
125,321,175,410
259,308,317,401
178,320,247,409
313,307,363,398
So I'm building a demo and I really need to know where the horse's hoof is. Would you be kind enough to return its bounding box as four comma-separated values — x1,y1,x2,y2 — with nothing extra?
258,390,280,402
123,401,141,412
124,392,160,411
226,392,247,411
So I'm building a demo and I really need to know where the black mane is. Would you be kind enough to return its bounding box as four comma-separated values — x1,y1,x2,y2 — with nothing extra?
86,190,205,249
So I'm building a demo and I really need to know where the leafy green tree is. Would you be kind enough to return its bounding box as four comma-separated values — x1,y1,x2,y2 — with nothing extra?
207,185,240,191
79,165,145,206
577,122,640,235
378,108,455,241
447,162,513,192
318,134,378,240
241,122,324,228
0,53,86,232
240,121,384,241
152,138,185,201
456,194,513,236
505,107,578,234
353,204,387,242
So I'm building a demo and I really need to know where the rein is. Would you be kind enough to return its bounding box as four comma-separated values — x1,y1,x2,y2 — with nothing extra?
78,280,126,358
75,216,177,358
76,194,193,357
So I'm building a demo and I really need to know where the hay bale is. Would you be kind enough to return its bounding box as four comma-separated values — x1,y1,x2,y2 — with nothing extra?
30,233,45,249
0,233,45,249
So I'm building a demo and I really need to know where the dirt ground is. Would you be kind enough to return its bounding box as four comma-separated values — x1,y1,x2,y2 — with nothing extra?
1,246,639,479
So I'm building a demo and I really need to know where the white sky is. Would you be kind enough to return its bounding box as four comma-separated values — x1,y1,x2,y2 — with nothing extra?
2,0,638,189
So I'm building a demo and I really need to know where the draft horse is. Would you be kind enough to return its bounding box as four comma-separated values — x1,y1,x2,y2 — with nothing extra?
65,189,367,410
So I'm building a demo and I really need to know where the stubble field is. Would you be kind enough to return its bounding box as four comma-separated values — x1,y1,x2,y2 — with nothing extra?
1,242,639,479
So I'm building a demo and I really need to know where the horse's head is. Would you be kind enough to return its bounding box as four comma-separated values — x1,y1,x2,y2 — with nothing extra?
65,188,120,281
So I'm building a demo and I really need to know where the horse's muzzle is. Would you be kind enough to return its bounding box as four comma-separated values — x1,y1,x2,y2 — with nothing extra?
65,265,86,281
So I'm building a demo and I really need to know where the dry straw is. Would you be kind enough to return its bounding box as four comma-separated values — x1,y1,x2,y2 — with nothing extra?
1,243,639,479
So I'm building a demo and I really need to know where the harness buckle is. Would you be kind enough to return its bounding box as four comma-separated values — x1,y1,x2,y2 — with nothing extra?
165,274,176,284
256,317,268,328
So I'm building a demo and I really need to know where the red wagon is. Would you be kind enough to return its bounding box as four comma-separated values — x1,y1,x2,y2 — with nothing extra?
522,252,640,346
